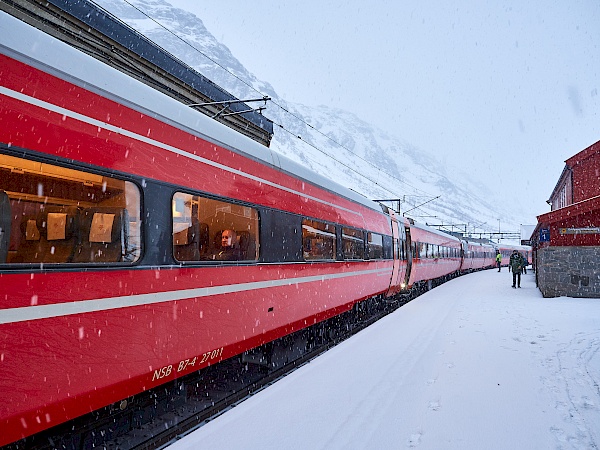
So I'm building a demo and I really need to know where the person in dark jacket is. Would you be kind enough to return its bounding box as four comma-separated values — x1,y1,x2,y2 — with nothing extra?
509,250,523,288
214,229,240,261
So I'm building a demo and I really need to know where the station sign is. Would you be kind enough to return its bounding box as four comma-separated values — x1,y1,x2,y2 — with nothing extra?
539,228,550,242
559,227,600,235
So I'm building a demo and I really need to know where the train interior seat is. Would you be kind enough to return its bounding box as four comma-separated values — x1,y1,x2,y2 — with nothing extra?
0,190,11,263
173,219,199,261
198,222,209,256
36,206,80,263
237,231,256,260
13,215,44,263
73,207,129,263
212,230,221,250
173,219,209,261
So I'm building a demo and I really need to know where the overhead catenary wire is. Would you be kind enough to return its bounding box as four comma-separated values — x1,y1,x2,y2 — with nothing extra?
109,2,508,237
117,0,436,201
112,1,500,237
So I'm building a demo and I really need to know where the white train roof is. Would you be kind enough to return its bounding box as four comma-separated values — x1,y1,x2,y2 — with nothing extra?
407,220,462,243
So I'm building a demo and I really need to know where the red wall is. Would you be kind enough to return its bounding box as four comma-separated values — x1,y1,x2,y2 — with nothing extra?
569,141,600,203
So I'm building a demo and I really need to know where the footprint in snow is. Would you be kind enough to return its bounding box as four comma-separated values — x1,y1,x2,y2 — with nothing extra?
428,401,441,411
407,432,422,447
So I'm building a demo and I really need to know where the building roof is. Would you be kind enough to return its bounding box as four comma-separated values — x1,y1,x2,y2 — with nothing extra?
565,139,600,168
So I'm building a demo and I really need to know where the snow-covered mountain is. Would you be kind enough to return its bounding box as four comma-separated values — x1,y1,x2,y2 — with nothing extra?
95,0,528,236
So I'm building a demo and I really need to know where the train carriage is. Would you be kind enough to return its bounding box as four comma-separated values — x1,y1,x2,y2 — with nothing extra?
465,241,497,271
404,220,463,289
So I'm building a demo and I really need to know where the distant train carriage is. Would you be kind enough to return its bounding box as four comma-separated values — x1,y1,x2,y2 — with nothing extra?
495,244,532,268
462,241,496,271
404,220,463,289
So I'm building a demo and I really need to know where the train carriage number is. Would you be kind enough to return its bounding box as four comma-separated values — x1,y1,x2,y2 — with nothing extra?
151,347,224,381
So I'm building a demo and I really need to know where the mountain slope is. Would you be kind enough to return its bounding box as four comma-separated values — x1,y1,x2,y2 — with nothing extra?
95,0,527,234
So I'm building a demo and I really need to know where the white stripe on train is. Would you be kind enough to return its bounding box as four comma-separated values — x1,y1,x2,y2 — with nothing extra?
0,267,391,324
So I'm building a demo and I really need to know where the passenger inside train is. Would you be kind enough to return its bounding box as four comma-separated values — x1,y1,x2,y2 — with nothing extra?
171,191,258,263
212,229,240,261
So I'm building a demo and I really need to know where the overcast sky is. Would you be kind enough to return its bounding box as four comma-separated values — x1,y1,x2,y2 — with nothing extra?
166,1,599,221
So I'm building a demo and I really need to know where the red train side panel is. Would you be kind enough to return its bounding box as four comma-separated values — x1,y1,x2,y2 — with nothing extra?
406,221,462,288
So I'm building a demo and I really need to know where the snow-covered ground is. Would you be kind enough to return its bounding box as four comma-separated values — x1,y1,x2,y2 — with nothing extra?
166,269,600,450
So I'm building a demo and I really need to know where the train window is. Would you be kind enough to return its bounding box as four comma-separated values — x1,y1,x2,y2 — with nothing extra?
367,232,384,259
0,153,141,265
341,227,364,260
382,235,393,259
172,192,259,262
302,219,335,261
396,238,406,261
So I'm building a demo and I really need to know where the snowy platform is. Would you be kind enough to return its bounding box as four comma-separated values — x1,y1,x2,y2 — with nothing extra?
167,269,600,450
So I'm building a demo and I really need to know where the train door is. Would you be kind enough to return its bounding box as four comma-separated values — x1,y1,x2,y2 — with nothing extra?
403,220,413,289
460,239,468,271
385,210,401,296
386,210,406,297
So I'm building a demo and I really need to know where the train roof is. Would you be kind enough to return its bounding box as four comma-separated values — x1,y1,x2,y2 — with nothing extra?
407,220,462,243
0,0,273,147
0,11,384,215
494,243,532,252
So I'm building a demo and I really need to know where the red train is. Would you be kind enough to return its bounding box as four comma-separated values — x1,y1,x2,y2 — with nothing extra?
0,12,528,446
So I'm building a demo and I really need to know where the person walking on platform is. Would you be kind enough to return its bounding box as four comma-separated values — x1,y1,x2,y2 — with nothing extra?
509,250,524,288
496,251,502,272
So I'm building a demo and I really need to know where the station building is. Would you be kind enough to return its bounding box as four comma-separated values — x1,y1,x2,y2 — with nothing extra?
531,139,600,297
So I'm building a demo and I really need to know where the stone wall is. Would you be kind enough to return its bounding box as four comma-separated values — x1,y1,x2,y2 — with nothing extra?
536,246,600,298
